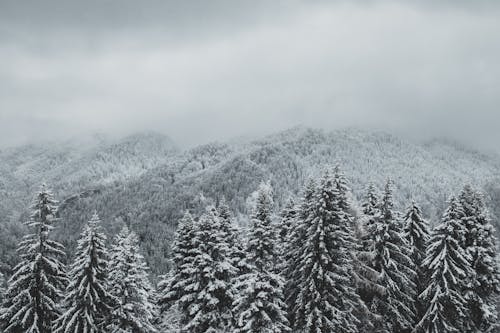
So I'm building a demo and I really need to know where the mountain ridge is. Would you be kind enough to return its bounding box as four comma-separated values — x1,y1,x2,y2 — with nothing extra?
0,127,499,275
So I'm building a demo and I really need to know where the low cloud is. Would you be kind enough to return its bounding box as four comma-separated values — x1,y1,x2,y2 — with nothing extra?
0,0,499,149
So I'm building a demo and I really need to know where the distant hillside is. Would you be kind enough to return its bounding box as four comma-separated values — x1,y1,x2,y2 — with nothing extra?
1,127,499,275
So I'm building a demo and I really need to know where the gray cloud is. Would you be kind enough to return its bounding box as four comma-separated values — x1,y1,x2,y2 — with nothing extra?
1,0,499,150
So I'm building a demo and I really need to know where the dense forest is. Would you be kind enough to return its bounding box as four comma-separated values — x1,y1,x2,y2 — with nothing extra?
1,128,500,278
0,165,499,333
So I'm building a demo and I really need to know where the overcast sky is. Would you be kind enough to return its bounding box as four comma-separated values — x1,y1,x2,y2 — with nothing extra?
1,0,499,150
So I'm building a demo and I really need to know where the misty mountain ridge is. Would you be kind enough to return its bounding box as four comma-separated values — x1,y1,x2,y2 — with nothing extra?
1,127,499,274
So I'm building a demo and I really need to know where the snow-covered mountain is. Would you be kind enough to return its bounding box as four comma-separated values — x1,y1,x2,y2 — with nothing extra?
1,127,499,274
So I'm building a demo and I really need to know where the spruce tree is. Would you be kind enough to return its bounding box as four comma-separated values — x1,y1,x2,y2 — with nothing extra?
292,170,361,333
277,198,297,270
367,180,416,333
217,200,251,276
157,212,197,326
362,182,379,216
182,207,236,333
403,201,430,325
284,179,316,328
0,185,67,333
458,186,500,332
416,197,471,333
233,182,290,333
54,212,114,333
108,226,158,333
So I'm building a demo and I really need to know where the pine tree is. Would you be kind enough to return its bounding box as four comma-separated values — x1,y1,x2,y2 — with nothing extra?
367,180,416,333
403,201,430,325
233,182,290,333
108,226,158,333
277,198,297,270
157,212,197,327
291,170,361,333
458,186,500,332
182,207,236,333
0,185,67,333
416,197,471,333
216,199,251,276
356,183,385,310
362,182,379,216
284,179,316,328
246,182,275,272
54,212,115,333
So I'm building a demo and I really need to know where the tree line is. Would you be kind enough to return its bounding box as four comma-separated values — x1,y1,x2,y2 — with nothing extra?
0,166,499,333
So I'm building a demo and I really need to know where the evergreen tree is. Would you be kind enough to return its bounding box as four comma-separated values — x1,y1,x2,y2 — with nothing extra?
416,197,471,333
157,212,197,327
108,226,158,333
366,180,416,333
403,201,430,275
277,198,297,270
362,183,379,216
458,186,500,332
217,199,251,276
403,201,430,324
54,212,114,333
182,208,236,333
292,170,361,333
233,182,290,333
0,185,67,333
284,179,316,328
246,182,275,272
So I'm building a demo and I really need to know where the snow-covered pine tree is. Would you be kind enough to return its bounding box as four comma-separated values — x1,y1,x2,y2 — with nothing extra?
458,186,500,332
416,197,471,333
182,207,236,333
233,182,290,333
403,201,430,325
277,198,297,271
108,226,158,333
284,179,316,328
362,182,379,216
356,183,385,311
0,185,67,333
367,180,416,333
217,199,251,276
335,168,379,333
292,170,361,333
245,182,275,272
157,211,197,327
54,212,115,333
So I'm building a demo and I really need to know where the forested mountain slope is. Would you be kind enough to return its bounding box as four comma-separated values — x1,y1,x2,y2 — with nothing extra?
1,127,499,275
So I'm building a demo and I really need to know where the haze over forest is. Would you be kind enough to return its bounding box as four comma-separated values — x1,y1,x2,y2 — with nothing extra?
1,0,500,151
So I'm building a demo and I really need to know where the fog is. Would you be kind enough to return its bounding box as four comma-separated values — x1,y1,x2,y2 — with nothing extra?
1,0,499,150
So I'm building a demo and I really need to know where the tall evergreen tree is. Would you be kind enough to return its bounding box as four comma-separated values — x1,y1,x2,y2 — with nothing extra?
284,179,316,328
54,212,114,333
416,197,471,333
458,186,500,332
108,226,158,333
362,183,379,216
291,170,361,333
233,182,290,333
157,212,197,327
277,198,297,270
216,199,251,276
182,208,236,333
0,185,67,333
366,180,416,333
403,201,430,325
